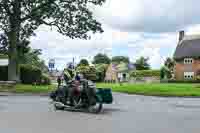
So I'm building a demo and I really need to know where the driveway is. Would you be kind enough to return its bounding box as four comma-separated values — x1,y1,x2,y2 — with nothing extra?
0,93,200,133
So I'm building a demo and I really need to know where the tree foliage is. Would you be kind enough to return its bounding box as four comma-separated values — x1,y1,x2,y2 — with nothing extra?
95,63,108,82
0,34,8,54
0,33,48,73
160,57,175,80
0,0,105,80
78,59,89,66
160,66,171,80
92,53,111,64
135,56,150,70
164,57,175,71
20,49,48,73
112,56,130,64
76,65,96,81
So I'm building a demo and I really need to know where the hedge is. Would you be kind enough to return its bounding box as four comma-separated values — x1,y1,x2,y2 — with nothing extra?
41,74,51,85
20,64,42,84
76,65,97,81
131,70,160,77
0,66,8,81
0,64,51,85
0,54,8,59
161,80,200,84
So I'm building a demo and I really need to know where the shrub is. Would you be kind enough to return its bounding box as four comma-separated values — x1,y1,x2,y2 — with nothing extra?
76,65,97,81
20,64,42,84
40,74,51,85
0,66,8,81
131,70,160,78
161,80,200,83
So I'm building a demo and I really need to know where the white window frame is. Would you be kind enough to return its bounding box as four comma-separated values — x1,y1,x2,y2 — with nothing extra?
184,58,193,64
184,72,194,80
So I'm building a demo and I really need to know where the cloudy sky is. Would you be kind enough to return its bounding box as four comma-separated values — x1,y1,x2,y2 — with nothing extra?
30,0,200,70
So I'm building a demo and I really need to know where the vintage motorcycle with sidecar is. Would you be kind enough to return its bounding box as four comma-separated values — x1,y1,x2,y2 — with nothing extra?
50,79,113,113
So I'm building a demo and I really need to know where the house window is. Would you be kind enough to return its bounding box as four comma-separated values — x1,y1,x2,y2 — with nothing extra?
184,72,194,80
184,58,193,64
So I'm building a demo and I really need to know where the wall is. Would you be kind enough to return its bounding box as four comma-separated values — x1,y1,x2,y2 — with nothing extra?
175,59,200,80
129,76,160,83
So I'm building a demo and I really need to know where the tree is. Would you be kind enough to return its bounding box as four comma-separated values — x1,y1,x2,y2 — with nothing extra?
0,33,48,73
93,53,111,64
112,56,130,64
135,56,150,70
160,66,171,80
95,63,108,82
78,59,89,66
0,0,105,81
162,57,175,80
76,65,96,81
0,34,8,54
164,57,175,71
20,49,48,73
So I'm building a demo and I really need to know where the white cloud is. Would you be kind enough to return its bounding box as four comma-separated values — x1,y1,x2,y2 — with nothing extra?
30,25,114,69
94,0,200,33
28,0,200,70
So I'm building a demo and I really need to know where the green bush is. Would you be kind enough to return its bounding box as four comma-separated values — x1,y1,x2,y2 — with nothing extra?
40,74,51,85
131,70,160,77
20,64,42,84
162,80,200,83
84,66,97,81
0,66,8,81
95,64,108,82
0,54,8,59
76,65,97,81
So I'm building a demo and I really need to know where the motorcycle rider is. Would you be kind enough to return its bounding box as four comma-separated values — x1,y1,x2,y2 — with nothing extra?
63,63,74,84
63,63,75,104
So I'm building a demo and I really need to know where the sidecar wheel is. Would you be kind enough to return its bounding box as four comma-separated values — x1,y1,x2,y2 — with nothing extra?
88,102,103,114
88,96,103,114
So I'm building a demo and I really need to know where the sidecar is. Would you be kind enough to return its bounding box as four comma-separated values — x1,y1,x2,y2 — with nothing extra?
80,88,113,113
96,88,113,104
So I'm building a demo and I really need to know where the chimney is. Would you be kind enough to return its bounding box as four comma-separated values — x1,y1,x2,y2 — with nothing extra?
179,30,185,42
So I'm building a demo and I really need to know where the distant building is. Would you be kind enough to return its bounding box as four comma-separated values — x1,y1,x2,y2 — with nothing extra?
104,64,118,82
0,54,8,66
174,31,200,80
49,69,63,81
104,62,135,82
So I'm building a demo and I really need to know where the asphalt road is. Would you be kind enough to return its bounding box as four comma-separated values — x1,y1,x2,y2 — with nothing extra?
1,93,200,133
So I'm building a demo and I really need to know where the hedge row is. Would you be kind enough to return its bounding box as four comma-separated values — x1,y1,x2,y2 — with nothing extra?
161,80,200,83
76,65,97,81
20,64,42,84
131,70,160,77
0,65,51,85
0,66,8,81
0,54,8,59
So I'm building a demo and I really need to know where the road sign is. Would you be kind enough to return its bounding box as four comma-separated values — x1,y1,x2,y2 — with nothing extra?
49,59,55,69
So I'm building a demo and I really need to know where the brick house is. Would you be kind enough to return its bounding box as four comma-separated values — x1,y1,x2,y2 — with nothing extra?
174,31,200,80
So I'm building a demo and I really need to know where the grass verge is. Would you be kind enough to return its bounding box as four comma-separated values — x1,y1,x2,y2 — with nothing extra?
14,84,56,93
96,83,200,97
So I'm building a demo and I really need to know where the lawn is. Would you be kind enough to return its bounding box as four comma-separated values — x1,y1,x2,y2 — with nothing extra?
2,82,200,97
14,84,56,93
96,83,200,97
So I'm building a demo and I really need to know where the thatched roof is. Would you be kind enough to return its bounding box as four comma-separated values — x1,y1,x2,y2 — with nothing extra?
174,35,200,59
